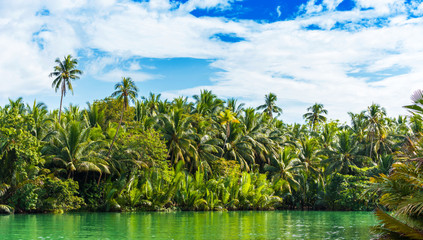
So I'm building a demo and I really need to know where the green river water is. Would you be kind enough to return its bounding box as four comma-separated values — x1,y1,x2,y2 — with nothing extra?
0,211,377,239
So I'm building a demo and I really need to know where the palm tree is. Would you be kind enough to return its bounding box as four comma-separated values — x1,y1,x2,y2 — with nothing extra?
84,102,105,128
220,122,255,171
5,97,26,114
303,103,328,130
297,137,321,176
43,121,109,180
156,109,196,166
348,111,367,142
26,100,53,141
322,130,365,175
365,103,387,158
226,98,245,115
257,93,282,119
218,109,240,157
107,77,138,157
142,92,161,116
172,96,193,113
265,147,301,194
49,55,83,122
404,89,423,115
240,108,277,167
193,90,224,116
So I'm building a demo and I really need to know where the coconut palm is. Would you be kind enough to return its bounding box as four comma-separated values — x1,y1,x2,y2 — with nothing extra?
221,122,255,171
5,97,26,114
240,108,277,167
226,98,245,115
142,92,161,116
218,109,240,157
296,137,321,176
348,111,367,142
172,96,193,113
26,100,53,141
189,134,222,174
257,93,282,119
322,130,365,175
156,109,196,166
303,103,328,130
193,90,224,116
404,89,423,115
365,103,387,158
43,121,109,180
84,102,105,128
107,77,138,157
265,147,301,194
49,55,83,122
63,104,83,123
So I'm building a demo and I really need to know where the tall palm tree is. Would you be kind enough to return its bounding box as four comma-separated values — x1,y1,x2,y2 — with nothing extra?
218,109,240,157
365,103,387,158
107,77,138,157
303,103,328,130
49,55,83,122
257,93,282,119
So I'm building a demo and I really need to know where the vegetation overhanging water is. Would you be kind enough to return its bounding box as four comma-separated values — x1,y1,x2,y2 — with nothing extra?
1,55,423,239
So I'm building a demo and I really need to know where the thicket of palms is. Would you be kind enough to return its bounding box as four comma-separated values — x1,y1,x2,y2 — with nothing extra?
369,91,423,239
1,55,422,222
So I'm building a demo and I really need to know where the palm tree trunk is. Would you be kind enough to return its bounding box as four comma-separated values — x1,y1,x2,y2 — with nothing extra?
58,82,65,122
107,104,125,159
221,123,230,157
97,172,102,185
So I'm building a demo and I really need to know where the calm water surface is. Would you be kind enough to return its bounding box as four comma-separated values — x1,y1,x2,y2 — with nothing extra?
0,211,376,239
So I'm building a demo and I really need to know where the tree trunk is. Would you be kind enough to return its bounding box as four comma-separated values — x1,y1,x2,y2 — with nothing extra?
97,172,102,186
221,123,230,158
58,81,65,122
107,104,125,159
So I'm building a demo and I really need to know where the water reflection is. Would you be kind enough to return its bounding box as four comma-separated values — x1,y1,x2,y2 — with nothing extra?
0,211,376,239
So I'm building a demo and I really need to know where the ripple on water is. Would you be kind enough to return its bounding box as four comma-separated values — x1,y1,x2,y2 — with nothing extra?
0,211,376,240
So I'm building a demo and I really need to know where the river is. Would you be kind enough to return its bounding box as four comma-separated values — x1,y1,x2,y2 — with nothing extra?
0,211,377,239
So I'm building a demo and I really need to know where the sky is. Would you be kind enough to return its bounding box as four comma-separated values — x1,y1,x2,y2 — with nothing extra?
1,0,423,123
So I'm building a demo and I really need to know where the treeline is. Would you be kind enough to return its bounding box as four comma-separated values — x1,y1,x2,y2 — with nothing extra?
1,56,423,240
0,82,416,214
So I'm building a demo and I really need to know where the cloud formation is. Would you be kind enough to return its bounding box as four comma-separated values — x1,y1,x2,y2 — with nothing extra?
0,0,422,122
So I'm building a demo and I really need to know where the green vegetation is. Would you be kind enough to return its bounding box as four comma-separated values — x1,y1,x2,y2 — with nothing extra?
369,90,423,239
0,57,421,237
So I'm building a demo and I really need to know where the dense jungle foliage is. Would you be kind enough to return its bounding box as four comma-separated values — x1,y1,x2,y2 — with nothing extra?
0,87,413,213
1,55,423,239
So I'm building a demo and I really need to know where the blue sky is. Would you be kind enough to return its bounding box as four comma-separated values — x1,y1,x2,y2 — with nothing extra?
0,0,423,123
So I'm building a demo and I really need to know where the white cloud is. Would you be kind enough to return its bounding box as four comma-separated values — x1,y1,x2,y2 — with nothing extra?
276,6,281,18
1,0,423,123
179,0,232,12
